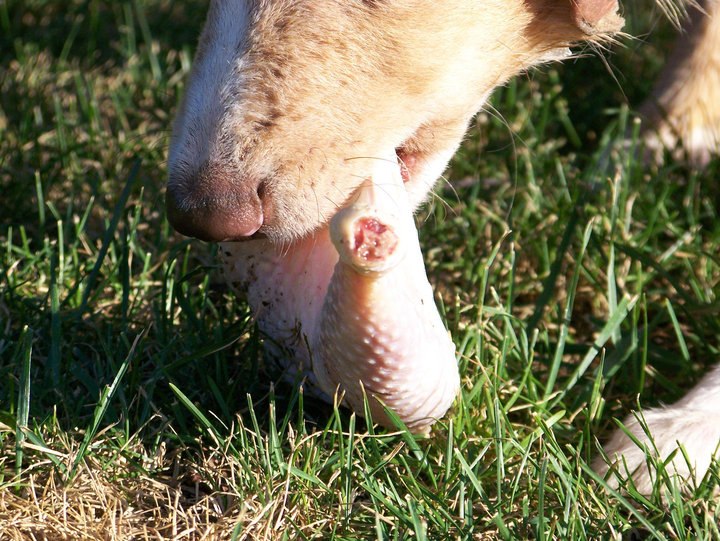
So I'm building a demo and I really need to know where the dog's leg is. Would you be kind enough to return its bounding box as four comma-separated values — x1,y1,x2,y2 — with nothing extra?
595,363,720,494
640,0,720,165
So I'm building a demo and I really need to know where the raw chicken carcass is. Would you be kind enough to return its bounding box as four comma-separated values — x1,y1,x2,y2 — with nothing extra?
223,157,459,432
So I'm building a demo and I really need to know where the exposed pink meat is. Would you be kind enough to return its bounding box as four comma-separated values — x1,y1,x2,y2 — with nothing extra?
222,159,459,432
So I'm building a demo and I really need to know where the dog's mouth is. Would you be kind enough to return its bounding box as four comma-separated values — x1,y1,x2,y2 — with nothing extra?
395,146,416,185
242,143,425,242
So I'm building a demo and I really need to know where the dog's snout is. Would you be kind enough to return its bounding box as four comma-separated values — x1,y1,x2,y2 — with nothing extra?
166,162,266,242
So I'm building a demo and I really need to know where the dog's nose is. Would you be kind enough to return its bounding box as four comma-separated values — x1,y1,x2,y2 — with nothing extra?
166,163,265,242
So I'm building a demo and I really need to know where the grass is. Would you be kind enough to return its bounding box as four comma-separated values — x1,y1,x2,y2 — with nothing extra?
1,0,719,538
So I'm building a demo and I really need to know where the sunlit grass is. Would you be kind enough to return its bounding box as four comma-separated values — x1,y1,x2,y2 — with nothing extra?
1,0,719,538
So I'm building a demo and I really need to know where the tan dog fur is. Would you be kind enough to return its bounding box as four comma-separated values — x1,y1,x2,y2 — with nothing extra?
641,0,720,164
167,0,621,243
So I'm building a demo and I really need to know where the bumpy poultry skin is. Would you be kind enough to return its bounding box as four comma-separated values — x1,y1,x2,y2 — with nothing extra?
222,158,459,432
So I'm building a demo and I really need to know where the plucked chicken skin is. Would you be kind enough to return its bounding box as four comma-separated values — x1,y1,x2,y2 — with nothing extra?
223,157,459,432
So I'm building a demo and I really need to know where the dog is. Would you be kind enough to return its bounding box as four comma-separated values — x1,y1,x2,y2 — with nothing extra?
639,0,720,166
166,0,720,495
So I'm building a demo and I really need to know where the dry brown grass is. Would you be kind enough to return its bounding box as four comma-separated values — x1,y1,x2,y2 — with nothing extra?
0,420,352,540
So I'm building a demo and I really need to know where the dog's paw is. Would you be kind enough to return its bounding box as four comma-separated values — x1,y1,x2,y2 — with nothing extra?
641,123,719,168
593,406,720,495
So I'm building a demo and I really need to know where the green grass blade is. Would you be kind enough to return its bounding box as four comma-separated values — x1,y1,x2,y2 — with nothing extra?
14,326,32,481
544,219,594,399
72,160,140,318
169,382,223,447
552,295,637,407
69,330,143,480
